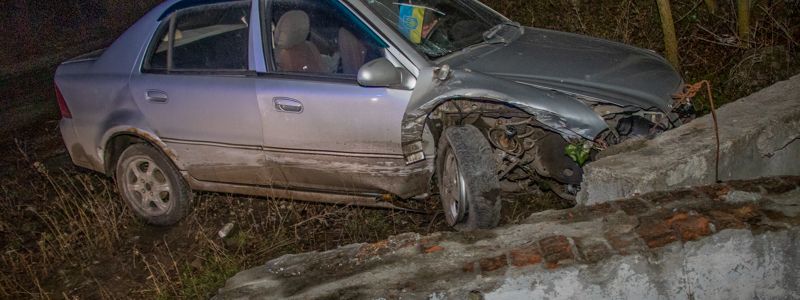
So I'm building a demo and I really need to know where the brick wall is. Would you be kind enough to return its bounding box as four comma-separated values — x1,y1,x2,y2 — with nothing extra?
216,176,800,299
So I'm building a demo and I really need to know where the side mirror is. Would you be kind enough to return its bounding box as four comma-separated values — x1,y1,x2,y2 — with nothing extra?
357,58,403,88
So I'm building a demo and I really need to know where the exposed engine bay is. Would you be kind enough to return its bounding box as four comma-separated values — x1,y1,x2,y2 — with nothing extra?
427,99,693,200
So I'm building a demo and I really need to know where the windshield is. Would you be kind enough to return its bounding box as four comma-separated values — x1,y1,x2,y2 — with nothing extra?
361,0,507,58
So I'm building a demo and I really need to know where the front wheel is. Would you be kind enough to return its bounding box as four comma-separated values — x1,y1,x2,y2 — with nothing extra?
436,125,501,231
115,144,192,226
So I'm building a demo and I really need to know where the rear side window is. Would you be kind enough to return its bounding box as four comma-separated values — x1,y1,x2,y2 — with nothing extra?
145,1,251,72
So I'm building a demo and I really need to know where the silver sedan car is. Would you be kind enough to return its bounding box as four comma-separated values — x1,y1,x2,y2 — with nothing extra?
55,0,687,230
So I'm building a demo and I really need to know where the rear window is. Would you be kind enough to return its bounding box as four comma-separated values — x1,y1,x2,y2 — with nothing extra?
145,1,251,72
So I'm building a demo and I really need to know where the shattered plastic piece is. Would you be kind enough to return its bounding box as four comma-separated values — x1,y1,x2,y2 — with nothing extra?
218,222,235,239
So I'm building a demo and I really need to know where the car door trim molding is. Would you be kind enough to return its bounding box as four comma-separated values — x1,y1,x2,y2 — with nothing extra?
183,174,410,209
162,138,262,151
161,138,405,159
263,147,404,159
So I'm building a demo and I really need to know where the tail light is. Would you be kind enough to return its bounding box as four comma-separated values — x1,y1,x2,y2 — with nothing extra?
55,84,72,119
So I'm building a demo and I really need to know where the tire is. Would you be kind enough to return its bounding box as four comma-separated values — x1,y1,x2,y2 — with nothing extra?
436,125,501,231
115,144,192,226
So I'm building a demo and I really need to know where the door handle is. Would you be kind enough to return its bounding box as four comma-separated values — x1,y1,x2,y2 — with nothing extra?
273,97,303,113
146,90,169,103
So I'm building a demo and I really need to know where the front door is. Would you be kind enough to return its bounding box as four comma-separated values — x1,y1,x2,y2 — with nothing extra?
255,0,417,195
130,1,277,185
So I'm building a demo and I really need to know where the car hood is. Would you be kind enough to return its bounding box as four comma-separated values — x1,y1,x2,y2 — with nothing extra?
444,27,684,111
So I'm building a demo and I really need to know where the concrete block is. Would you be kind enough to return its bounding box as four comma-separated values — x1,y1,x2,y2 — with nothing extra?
579,74,800,205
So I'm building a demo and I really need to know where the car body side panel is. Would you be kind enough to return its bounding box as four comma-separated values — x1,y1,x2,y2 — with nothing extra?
255,77,424,196
57,0,276,187
128,73,274,185
55,61,142,172
59,118,93,169
55,0,180,172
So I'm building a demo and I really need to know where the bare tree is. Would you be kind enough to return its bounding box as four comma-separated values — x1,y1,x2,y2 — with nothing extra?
704,0,718,14
737,0,751,46
655,0,680,69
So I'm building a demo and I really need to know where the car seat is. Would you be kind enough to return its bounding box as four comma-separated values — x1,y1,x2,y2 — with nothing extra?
274,10,324,73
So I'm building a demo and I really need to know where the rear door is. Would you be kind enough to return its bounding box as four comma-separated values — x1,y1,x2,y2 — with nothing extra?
130,1,277,185
254,0,416,195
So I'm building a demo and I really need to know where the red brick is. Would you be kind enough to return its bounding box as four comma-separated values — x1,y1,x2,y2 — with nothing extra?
387,233,419,249
539,236,574,264
588,203,616,215
730,205,760,222
545,262,560,270
463,261,476,273
605,233,644,255
762,180,796,194
560,207,593,223
637,220,677,249
423,245,445,254
639,191,682,205
723,180,763,194
418,234,443,253
615,199,650,215
695,185,732,201
357,240,390,259
638,191,669,204
666,213,711,241
479,254,508,272
575,239,613,264
708,210,747,230
509,247,543,267
781,176,800,188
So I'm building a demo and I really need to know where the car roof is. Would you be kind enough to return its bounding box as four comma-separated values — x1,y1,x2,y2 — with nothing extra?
158,0,246,20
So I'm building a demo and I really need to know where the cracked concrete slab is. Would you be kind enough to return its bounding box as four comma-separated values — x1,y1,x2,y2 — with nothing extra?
579,74,800,206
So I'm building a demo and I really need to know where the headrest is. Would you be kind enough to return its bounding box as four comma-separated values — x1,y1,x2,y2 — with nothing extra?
275,10,310,49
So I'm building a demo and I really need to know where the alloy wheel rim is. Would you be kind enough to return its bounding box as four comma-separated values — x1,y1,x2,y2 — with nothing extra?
123,157,173,216
441,150,467,226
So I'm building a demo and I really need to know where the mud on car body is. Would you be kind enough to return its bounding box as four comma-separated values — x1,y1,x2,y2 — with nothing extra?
54,0,690,231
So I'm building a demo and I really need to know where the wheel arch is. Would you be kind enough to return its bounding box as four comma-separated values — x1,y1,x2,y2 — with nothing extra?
403,94,580,163
100,127,181,178
412,97,543,193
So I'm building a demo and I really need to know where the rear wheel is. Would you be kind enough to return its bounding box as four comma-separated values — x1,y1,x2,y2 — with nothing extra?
115,144,192,226
436,125,501,231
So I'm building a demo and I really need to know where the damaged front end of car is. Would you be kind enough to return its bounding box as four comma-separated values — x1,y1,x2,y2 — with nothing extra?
401,67,692,200
578,94,696,149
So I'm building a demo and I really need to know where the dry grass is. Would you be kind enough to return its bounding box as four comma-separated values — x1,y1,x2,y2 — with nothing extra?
0,158,450,298
1,145,129,298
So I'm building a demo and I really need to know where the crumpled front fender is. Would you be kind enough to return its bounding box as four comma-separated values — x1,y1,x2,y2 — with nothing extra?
401,68,608,162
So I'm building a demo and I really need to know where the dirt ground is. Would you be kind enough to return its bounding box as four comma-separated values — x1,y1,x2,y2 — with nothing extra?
1,0,798,299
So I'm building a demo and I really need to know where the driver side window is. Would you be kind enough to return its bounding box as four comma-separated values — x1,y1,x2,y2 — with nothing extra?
268,0,386,76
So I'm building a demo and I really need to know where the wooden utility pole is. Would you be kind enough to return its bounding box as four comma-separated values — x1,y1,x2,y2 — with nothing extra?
704,0,718,14
655,0,680,70
737,0,751,46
